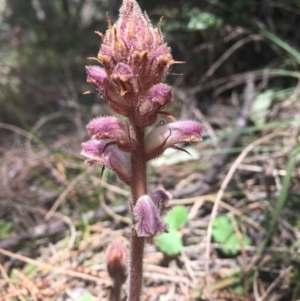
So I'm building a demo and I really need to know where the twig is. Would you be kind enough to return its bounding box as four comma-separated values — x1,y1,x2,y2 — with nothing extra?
0,204,128,249
0,247,110,284
257,266,292,301
199,35,262,86
204,74,255,185
171,74,255,198
204,131,289,301
45,174,85,220
229,214,249,295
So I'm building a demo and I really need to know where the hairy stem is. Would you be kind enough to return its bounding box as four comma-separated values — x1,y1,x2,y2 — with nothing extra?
128,125,147,301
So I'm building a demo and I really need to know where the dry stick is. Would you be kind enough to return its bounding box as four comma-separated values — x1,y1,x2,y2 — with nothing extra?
199,35,262,86
0,194,264,251
257,266,292,301
205,74,255,185
0,264,27,301
45,174,85,220
0,247,110,284
229,214,249,295
0,203,128,250
172,74,255,199
204,131,288,301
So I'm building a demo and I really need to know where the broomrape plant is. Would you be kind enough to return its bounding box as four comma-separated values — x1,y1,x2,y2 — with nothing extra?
81,0,203,300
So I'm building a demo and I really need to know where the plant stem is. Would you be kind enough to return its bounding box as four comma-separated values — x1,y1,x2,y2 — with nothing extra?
128,125,147,301
110,280,122,301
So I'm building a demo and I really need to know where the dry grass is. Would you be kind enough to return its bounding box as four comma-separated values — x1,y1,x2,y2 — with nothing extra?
1,81,300,301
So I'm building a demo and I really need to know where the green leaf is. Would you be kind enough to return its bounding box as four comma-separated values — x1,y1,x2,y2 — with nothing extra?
212,214,251,256
78,293,95,301
250,90,274,126
222,233,251,256
232,282,244,295
187,9,223,31
212,215,234,243
23,264,39,277
156,230,182,256
164,206,189,230
0,221,13,238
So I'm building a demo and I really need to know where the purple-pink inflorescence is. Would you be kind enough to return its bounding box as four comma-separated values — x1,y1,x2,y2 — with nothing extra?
82,0,204,240
81,0,204,299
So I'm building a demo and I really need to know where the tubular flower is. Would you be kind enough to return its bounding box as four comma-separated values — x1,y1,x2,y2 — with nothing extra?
81,140,131,185
145,121,204,160
86,116,136,151
133,195,168,238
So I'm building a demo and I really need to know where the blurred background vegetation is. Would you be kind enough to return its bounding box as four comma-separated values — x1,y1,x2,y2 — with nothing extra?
1,0,300,300
1,0,300,125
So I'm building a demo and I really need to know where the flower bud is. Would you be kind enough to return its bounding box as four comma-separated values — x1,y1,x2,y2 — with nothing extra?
137,84,173,127
111,63,138,98
81,140,131,184
86,66,130,117
145,121,204,160
106,240,127,284
86,116,135,151
133,195,168,238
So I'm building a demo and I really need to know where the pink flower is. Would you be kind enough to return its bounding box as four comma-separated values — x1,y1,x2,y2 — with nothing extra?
86,116,135,151
145,121,204,160
133,195,168,238
81,140,131,185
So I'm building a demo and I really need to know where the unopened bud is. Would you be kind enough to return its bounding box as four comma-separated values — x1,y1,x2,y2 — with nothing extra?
106,240,127,284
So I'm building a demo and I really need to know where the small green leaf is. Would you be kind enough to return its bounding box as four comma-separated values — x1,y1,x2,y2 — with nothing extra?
250,90,274,126
212,214,251,256
187,8,222,31
164,206,188,230
212,215,234,243
23,264,39,277
222,234,250,256
78,292,95,301
232,282,244,295
156,230,182,256
0,221,13,238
